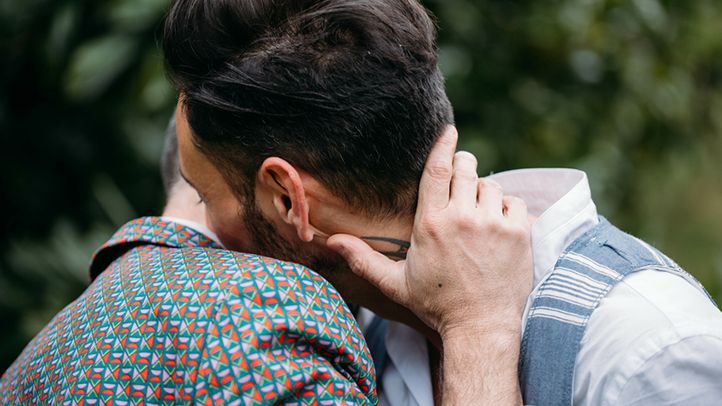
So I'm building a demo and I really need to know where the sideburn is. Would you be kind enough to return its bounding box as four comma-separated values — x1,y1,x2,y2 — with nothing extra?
239,182,343,279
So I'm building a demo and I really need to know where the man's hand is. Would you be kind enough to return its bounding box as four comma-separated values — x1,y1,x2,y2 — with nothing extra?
327,125,534,405
327,125,533,337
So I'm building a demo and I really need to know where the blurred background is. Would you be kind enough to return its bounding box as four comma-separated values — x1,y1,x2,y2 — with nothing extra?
1,0,721,373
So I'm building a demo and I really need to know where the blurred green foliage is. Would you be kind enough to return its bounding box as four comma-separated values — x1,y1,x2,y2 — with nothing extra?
1,0,721,373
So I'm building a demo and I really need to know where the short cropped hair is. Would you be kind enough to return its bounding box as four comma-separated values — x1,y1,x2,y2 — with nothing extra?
162,0,453,217
160,114,179,196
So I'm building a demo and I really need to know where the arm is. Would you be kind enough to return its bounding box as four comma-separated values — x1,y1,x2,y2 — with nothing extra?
328,126,533,405
442,330,522,405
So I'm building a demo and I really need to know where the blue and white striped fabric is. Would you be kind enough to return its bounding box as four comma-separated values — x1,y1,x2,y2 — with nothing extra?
520,217,714,405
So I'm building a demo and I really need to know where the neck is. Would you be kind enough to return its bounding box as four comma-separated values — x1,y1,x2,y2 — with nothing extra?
329,213,414,260
320,213,443,344
351,280,441,348
162,183,207,224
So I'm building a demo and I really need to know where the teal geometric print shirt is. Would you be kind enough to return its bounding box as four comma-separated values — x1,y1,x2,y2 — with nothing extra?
0,217,376,405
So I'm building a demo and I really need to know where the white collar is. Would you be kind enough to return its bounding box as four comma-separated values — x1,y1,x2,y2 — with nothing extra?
489,168,599,286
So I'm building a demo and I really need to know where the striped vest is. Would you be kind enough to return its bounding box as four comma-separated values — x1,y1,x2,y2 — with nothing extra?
520,217,714,405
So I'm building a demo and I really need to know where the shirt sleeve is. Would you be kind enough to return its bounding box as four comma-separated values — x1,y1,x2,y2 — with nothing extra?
614,334,722,405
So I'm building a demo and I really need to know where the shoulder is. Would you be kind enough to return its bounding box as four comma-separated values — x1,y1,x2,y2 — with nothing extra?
1,245,374,403
193,247,352,324
107,244,344,302
105,245,356,341
172,248,376,403
155,246,347,308
574,269,722,405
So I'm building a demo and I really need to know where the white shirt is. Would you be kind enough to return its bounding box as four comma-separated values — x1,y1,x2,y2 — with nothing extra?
379,168,722,406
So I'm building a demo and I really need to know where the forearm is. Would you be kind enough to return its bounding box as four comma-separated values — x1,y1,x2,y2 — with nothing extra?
440,328,523,405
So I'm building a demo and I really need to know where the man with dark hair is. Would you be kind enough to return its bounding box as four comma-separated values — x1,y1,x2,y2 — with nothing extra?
163,0,451,219
164,0,722,404
0,120,381,404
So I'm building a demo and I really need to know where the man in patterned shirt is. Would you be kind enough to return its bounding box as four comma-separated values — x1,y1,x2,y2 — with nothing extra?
0,120,377,404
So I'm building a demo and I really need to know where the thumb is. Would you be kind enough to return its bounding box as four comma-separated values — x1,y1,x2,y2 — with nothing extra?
327,233,408,304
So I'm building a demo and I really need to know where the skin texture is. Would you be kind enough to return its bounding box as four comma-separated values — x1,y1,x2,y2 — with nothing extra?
162,178,208,224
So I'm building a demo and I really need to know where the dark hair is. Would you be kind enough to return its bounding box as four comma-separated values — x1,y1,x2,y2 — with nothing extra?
162,0,453,217
160,114,179,196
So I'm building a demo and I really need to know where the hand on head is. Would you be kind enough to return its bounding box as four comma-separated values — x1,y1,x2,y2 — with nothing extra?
327,126,534,339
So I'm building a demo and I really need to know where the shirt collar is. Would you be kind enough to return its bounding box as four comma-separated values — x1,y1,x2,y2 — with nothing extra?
160,216,223,246
89,216,222,281
488,168,599,287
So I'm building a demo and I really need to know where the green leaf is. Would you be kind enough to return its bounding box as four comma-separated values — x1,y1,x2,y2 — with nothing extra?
64,34,137,100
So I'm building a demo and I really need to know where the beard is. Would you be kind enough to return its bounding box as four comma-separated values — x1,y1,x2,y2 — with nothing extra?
240,192,342,277
237,190,422,329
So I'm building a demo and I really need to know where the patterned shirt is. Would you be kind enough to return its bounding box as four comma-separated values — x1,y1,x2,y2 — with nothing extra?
0,217,376,405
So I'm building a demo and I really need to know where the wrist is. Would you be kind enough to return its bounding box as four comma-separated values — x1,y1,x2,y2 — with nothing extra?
440,316,522,345
441,323,521,358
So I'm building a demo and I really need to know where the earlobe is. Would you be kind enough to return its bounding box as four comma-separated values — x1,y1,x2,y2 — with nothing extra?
259,157,315,242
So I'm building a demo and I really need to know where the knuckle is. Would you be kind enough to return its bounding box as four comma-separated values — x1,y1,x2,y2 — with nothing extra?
348,256,367,275
377,275,400,299
454,151,478,165
454,212,478,229
453,170,478,182
484,218,504,233
418,216,442,237
478,178,501,193
426,162,452,179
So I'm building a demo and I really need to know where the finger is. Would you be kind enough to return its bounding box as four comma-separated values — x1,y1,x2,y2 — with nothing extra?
450,151,479,209
477,178,504,216
503,196,529,226
326,234,409,304
417,126,458,214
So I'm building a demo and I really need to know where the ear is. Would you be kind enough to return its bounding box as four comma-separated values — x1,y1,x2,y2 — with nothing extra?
257,157,315,242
